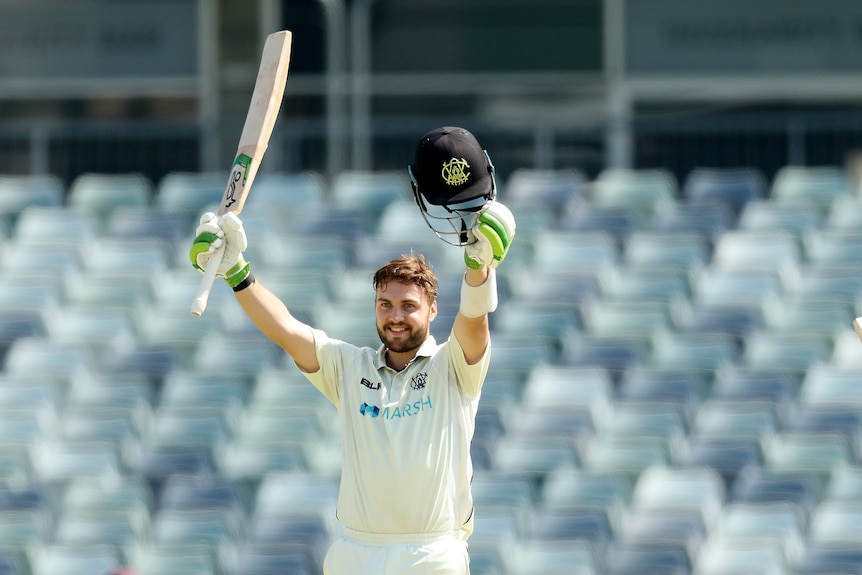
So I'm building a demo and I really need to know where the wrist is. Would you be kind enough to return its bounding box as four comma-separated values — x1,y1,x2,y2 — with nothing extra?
224,258,251,289
459,268,498,318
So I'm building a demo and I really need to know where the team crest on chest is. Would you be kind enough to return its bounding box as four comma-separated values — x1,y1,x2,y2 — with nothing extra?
411,372,428,390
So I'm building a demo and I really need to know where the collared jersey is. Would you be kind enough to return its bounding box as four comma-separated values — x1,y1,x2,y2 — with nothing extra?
301,328,490,538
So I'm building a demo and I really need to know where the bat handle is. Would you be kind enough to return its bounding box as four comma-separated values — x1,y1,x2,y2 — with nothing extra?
190,245,224,317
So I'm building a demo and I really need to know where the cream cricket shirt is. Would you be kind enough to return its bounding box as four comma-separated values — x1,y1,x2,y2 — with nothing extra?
301,328,491,539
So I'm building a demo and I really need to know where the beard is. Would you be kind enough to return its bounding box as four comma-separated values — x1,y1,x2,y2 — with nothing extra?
377,322,429,353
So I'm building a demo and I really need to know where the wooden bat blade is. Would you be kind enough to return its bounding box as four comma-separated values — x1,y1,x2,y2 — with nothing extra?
854,317,862,342
190,30,292,317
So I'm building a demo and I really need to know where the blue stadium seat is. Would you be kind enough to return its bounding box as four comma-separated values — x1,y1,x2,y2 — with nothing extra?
763,297,853,336
241,171,327,218
53,512,144,547
329,170,409,222
789,264,862,304
798,363,862,408
710,366,800,406
591,168,678,221
126,542,217,575
524,506,613,552
529,230,620,272
503,168,588,212
741,332,831,374
559,204,640,242
691,400,779,441
223,542,315,575
711,229,801,274
650,201,736,240
67,172,153,221
602,267,691,303
510,540,599,575
538,468,632,513
491,436,579,481
682,166,766,215
30,543,120,575
762,432,852,483
650,332,739,376
616,508,706,554
623,231,711,272
157,475,250,521
770,165,849,212
784,404,862,444
12,207,99,245
803,229,862,267
603,541,691,575
729,468,822,512
677,436,764,489
808,501,862,546
617,366,709,411
694,537,787,575
713,501,805,554
149,508,240,547
581,436,672,480
790,543,862,575
253,472,339,517
826,466,862,503
737,200,822,236
559,335,649,382
155,171,226,224
0,175,63,224
692,268,784,307
674,301,765,340
105,206,189,244
630,466,726,526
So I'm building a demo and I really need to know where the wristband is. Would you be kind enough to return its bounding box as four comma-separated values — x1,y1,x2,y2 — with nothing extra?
232,273,256,292
459,268,498,318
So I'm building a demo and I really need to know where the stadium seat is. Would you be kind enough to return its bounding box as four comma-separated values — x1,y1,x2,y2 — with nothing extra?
30,440,121,483
105,206,189,244
770,164,849,212
559,335,649,382
762,432,853,482
0,241,83,278
581,436,672,480
784,404,862,445
712,501,805,557
616,508,706,555
329,170,409,221
491,436,579,480
521,365,612,421
789,542,862,575
741,332,831,374
824,193,862,231
677,436,764,489
155,171,226,224
191,333,283,378
691,399,779,441
241,171,327,218
523,506,613,553
623,231,711,272
825,466,862,503
598,403,688,444
630,466,726,526
617,366,709,411
789,264,862,304
762,296,852,336
13,206,99,245
711,229,801,274
150,508,240,547
0,174,64,223
67,172,153,221
503,405,594,444
682,166,767,215
650,200,735,240
528,230,620,273
710,366,800,406
650,332,739,375
222,542,316,575
673,301,766,340
503,168,588,212
737,200,822,236
53,512,144,547
64,271,153,309
471,472,538,528
694,537,787,575
510,540,599,575
126,541,217,575
803,229,862,267
253,472,339,517
61,476,153,525
603,541,691,575
58,406,144,449
591,168,678,221
559,204,640,242
3,337,94,379
601,267,691,303
581,299,673,338
729,467,822,512
157,475,250,520
29,543,120,575
807,500,862,545
146,406,233,450
691,268,784,307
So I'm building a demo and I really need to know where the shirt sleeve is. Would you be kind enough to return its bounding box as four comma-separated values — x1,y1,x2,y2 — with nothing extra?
448,328,491,399
297,328,341,406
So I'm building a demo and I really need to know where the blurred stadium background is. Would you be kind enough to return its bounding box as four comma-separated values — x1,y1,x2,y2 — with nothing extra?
3,1,862,574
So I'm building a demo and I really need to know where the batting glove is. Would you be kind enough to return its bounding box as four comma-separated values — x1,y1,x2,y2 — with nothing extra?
464,201,516,270
189,212,251,289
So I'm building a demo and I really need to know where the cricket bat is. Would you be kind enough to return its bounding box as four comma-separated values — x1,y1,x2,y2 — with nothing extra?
854,317,862,342
190,30,292,316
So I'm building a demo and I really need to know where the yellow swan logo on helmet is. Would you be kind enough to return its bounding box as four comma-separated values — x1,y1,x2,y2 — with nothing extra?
441,158,470,186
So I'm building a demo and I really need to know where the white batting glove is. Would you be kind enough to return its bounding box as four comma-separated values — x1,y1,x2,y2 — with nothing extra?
464,201,516,269
189,212,251,289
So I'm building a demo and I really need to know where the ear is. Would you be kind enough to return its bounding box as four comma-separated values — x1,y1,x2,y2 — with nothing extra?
429,299,438,322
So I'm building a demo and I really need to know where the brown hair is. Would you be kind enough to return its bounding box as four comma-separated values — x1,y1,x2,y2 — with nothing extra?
373,253,439,303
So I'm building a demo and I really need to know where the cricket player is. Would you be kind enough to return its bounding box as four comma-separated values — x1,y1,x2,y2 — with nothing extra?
190,127,516,574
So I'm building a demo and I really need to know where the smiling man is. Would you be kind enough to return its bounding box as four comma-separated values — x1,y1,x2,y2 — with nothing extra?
189,126,516,574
